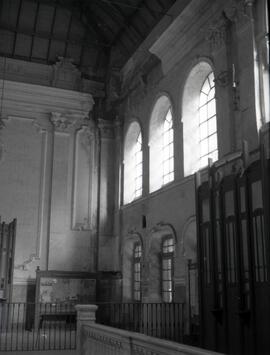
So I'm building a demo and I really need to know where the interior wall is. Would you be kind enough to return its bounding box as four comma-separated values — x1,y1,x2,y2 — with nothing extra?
0,64,95,301
116,0,267,305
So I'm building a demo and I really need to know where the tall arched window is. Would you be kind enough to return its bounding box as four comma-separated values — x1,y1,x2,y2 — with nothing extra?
198,72,218,168
133,243,142,301
123,122,143,204
134,133,143,199
149,96,174,192
182,62,218,176
162,109,174,184
161,236,175,303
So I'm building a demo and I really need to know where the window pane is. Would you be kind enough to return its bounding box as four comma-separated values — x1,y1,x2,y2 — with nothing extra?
208,117,217,135
209,133,217,152
200,155,209,168
200,92,208,106
201,78,210,94
168,129,173,144
163,160,170,175
208,72,215,88
169,157,174,171
200,121,208,140
135,151,142,164
200,139,208,156
211,150,218,162
207,99,216,117
199,105,207,123
163,145,170,160
208,87,215,100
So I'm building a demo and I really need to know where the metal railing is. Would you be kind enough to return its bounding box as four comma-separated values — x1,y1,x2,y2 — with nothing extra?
96,302,185,343
0,302,76,351
1,301,186,351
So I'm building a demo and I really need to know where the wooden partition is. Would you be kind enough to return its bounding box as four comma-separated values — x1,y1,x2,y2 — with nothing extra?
196,141,270,355
0,218,16,301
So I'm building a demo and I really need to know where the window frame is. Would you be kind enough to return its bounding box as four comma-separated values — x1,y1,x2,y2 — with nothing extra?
198,72,218,168
162,108,174,185
161,236,175,303
133,132,143,200
133,242,142,302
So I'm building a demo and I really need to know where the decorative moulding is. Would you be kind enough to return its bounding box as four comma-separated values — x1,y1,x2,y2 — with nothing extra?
0,80,94,122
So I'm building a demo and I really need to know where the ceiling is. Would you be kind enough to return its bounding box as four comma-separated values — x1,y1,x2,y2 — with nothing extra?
0,0,178,82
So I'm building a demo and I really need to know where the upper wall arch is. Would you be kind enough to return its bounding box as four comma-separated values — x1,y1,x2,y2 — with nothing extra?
148,92,176,141
181,59,215,176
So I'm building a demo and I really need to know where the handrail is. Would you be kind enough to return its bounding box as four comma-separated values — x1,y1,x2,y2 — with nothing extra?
81,322,224,355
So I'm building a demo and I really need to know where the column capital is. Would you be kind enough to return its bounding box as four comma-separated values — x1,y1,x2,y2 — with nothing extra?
50,111,90,133
98,118,115,139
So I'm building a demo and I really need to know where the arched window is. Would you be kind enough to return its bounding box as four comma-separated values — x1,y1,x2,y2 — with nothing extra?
182,62,218,176
161,236,175,303
133,243,142,301
162,109,174,184
198,72,218,168
134,133,143,199
123,122,143,204
149,96,174,192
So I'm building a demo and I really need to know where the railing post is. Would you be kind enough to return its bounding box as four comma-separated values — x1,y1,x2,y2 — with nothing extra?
75,304,98,355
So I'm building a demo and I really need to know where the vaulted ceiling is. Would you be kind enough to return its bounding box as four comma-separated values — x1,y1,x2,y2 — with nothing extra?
0,0,179,82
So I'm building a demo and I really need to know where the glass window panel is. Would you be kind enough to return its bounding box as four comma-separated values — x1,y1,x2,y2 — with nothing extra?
208,87,215,100
169,158,174,171
200,121,208,140
200,139,208,156
168,172,174,182
136,150,142,162
200,155,209,168
163,174,170,184
166,109,172,125
207,99,216,118
164,119,170,131
208,72,215,88
200,92,208,106
211,150,218,162
201,78,210,94
208,117,217,135
169,143,174,156
209,133,217,152
136,163,142,176
168,129,173,144
199,105,207,123
135,181,142,190
163,160,170,174
163,131,169,145
163,145,170,160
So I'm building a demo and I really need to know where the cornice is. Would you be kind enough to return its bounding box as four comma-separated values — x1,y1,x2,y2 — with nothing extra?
0,79,94,121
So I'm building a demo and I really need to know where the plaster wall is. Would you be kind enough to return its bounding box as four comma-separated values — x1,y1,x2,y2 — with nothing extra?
0,75,95,301
116,0,268,304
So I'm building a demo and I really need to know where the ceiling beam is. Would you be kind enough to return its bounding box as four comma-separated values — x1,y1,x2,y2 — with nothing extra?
93,0,140,46
98,0,145,40
12,0,23,57
0,23,110,49
23,0,110,47
29,0,40,60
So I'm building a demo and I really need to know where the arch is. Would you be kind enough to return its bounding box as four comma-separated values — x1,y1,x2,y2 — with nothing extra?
145,223,177,302
122,232,143,301
182,216,197,261
123,120,143,204
149,94,175,192
182,61,218,176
